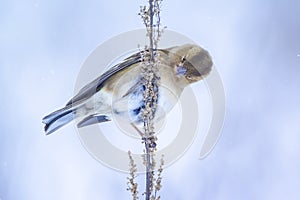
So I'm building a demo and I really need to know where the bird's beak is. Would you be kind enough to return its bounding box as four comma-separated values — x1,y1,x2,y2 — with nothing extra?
176,65,187,76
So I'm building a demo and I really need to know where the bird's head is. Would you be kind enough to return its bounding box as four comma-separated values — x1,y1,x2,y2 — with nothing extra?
171,44,213,83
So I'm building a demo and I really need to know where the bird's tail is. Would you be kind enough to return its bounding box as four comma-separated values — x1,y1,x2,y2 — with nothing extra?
42,106,75,135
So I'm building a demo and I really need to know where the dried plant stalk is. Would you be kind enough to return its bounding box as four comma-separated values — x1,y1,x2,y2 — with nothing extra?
139,1,163,200
127,151,139,200
128,1,165,199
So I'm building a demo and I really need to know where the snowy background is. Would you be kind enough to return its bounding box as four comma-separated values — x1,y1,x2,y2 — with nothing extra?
1,0,300,199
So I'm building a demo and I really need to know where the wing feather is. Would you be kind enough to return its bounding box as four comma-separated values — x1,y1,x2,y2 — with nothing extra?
66,52,142,107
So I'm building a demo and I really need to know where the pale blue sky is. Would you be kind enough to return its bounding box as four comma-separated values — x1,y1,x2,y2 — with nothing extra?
1,0,300,199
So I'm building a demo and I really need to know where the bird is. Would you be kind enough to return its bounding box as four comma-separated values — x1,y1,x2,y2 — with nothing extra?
42,44,213,135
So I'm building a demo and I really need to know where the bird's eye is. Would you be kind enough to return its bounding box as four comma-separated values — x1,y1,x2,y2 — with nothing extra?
182,56,186,62
187,75,192,80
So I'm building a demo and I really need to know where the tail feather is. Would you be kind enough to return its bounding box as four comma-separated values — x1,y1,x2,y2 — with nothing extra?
77,115,110,128
43,108,74,135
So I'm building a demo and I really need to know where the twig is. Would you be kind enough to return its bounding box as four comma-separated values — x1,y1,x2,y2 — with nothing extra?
128,1,164,199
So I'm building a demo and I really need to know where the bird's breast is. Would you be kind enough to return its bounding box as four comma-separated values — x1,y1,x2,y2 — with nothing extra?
111,80,180,124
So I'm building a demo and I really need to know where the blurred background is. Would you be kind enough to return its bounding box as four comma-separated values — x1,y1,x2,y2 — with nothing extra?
1,0,300,199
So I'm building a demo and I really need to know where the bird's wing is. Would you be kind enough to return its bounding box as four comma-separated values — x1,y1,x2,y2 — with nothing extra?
65,52,142,107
